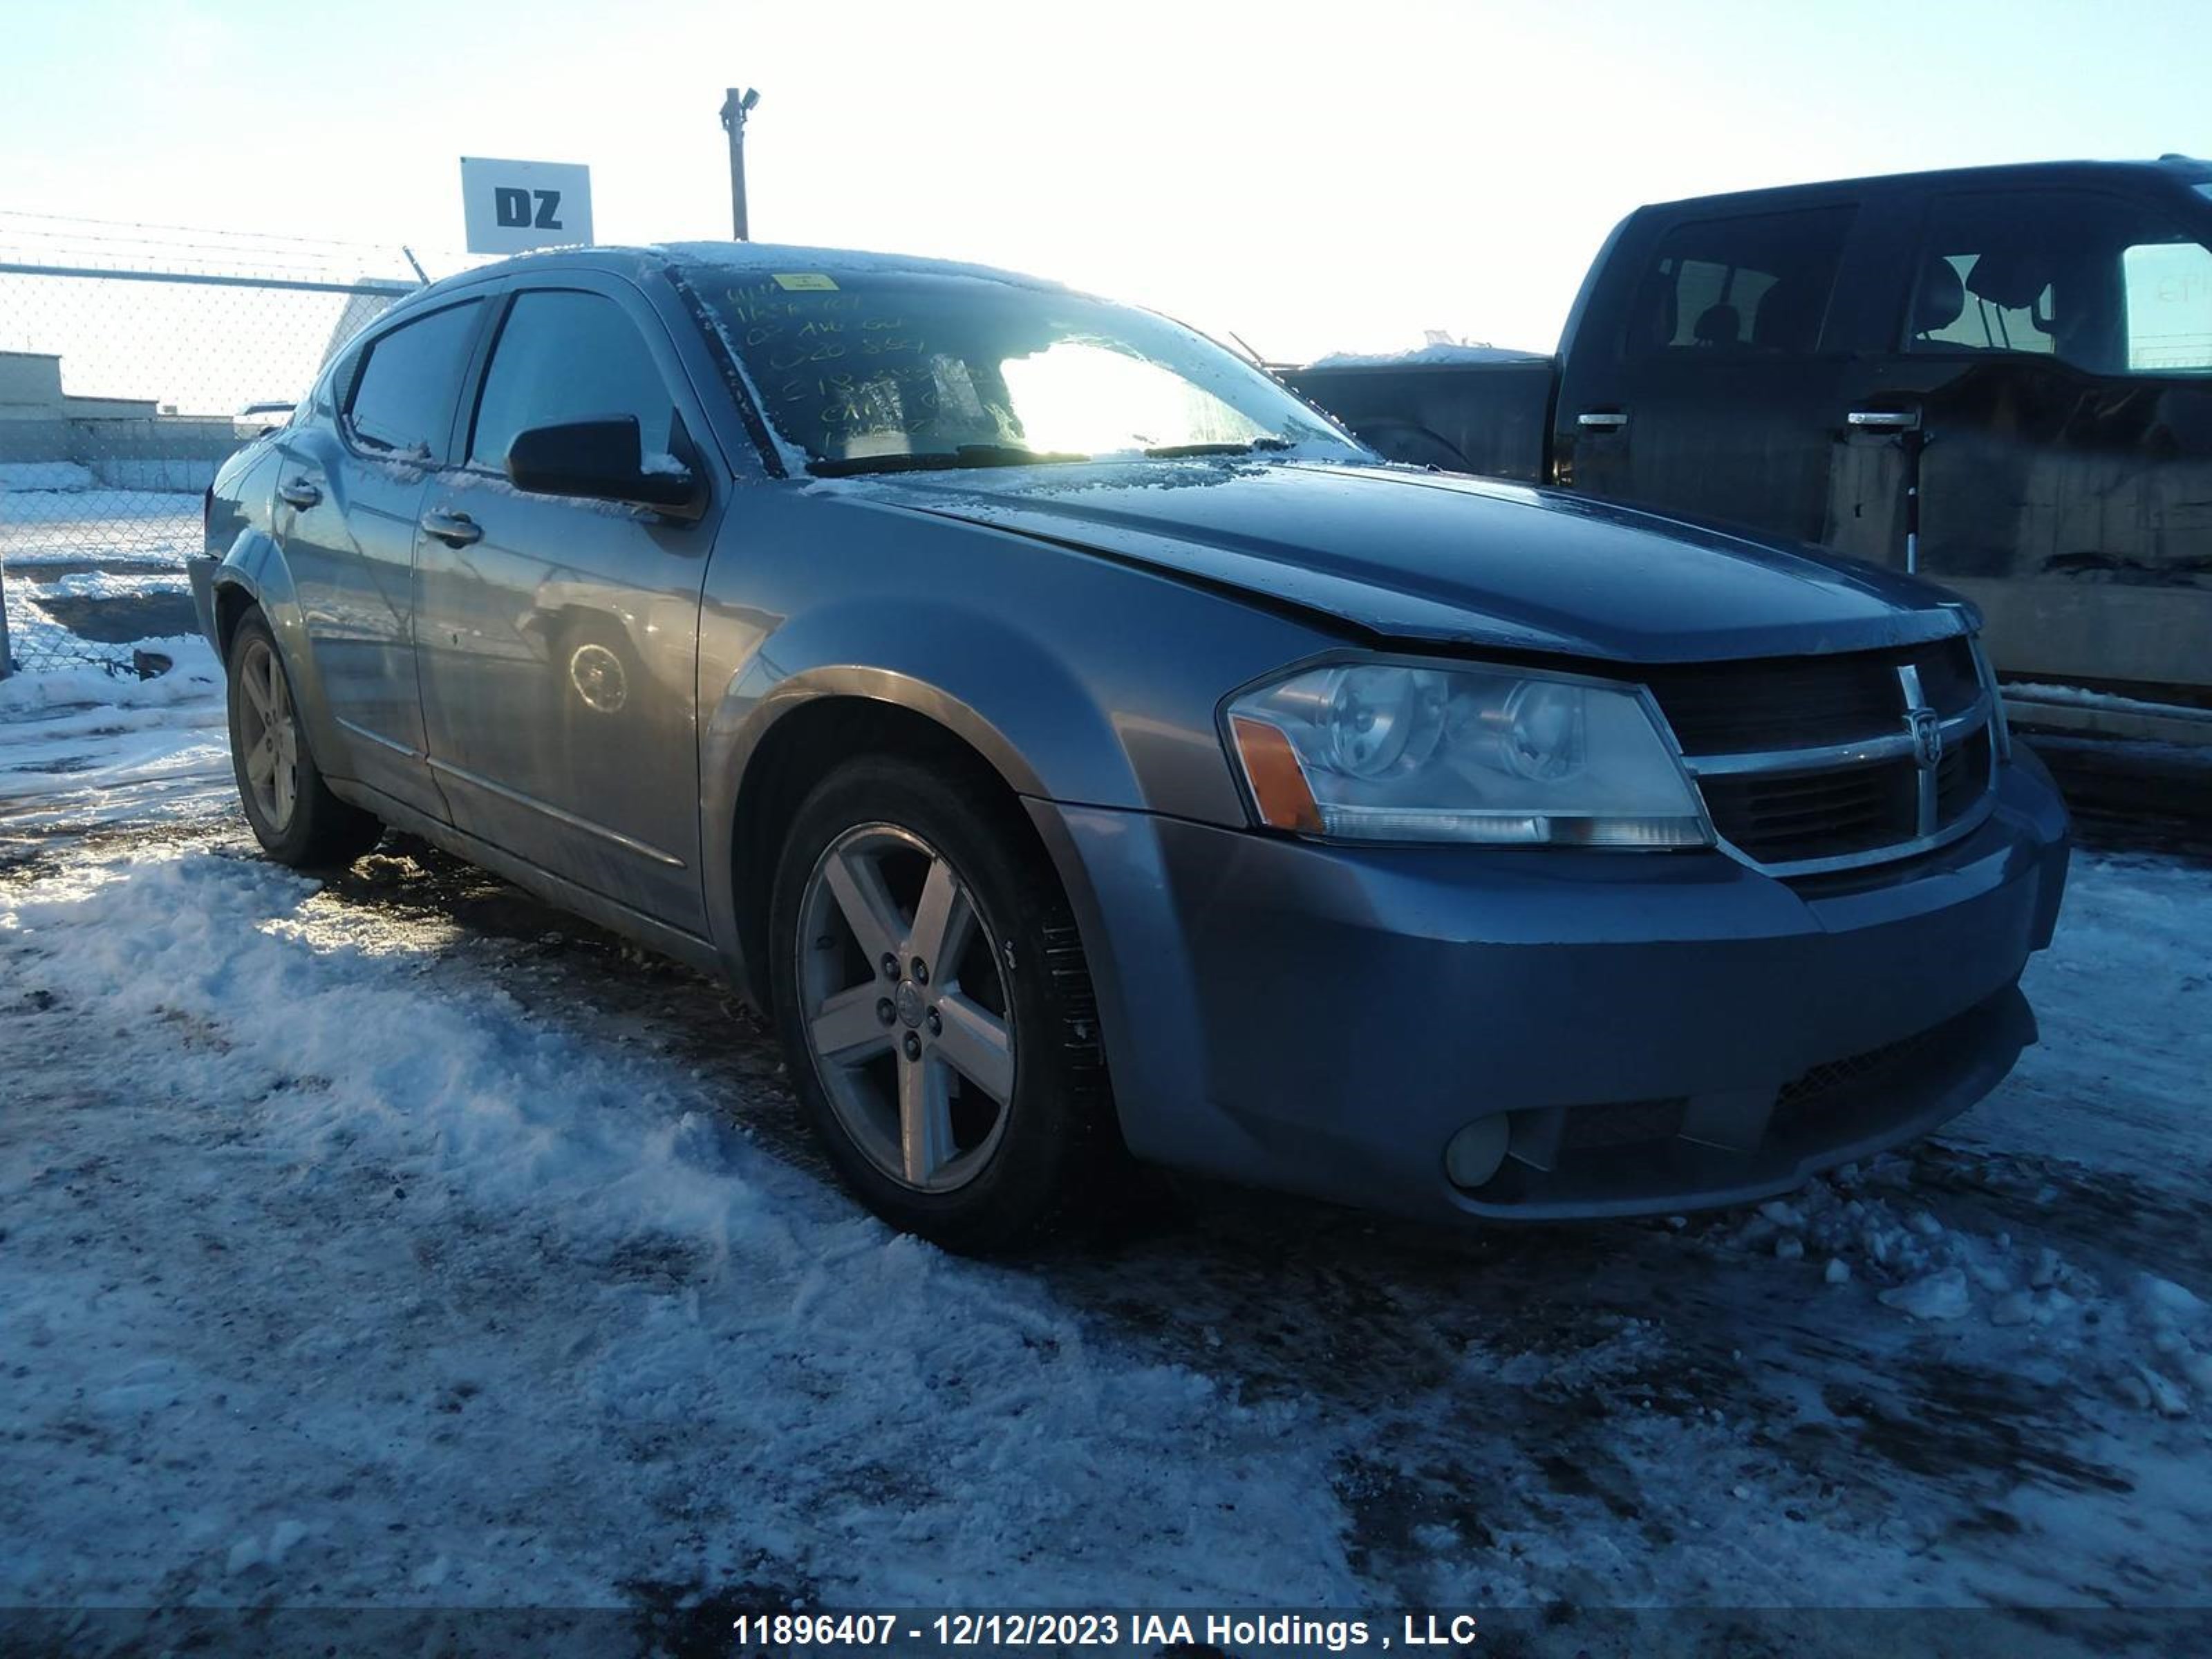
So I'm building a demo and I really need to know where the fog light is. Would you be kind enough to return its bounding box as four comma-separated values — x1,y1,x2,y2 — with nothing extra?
1444,1117,1510,1190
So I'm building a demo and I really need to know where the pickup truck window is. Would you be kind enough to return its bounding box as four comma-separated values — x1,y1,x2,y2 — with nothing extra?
1626,207,1853,356
684,265,1358,474
2121,240,2212,373
1909,189,2212,376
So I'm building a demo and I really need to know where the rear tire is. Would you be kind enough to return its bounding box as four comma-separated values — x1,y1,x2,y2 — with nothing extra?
769,753,1119,1253
225,608,383,870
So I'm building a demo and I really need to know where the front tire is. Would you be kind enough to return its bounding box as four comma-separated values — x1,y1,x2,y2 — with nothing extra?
225,609,382,870
769,754,1118,1253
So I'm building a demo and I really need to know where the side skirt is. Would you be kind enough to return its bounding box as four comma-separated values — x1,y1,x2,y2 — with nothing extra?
330,778,731,982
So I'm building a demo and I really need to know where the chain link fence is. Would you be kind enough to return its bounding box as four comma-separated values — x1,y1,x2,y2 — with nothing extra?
0,215,464,679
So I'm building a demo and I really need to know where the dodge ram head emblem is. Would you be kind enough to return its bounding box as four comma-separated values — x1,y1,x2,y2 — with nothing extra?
1908,706,1943,767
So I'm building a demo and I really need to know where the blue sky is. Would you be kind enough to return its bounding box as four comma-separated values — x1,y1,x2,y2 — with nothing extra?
3,0,2201,357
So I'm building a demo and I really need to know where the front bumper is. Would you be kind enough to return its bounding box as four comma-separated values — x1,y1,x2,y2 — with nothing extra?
1029,749,2070,1224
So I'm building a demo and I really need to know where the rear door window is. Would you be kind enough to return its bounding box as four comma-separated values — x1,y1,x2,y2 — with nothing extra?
1626,207,1855,355
467,289,679,469
2121,238,2212,373
1908,189,2212,376
344,300,482,457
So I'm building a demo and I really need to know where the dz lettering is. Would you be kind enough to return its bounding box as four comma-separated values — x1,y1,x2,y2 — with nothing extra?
494,187,563,230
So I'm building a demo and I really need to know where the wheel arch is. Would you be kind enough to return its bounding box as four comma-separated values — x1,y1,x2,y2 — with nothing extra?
713,679,1065,1012
206,523,293,653
211,575,261,661
207,542,353,784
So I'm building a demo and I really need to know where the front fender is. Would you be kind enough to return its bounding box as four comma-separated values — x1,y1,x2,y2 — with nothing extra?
704,597,1134,807
688,485,1349,990
697,597,1144,982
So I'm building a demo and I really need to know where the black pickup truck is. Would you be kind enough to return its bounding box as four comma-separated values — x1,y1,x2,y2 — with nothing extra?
1287,158,2212,745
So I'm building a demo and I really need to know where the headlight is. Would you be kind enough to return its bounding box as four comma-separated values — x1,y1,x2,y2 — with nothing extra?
1225,659,1712,847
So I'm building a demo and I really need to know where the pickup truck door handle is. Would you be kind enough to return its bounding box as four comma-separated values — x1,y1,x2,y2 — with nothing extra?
1846,409,1922,431
276,478,321,509
1576,411,1628,431
419,509,482,547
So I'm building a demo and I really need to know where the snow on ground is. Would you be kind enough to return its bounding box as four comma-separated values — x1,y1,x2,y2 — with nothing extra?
0,462,100,492
0,635,229,827
0,484,203,565
3,478,200,675
1,841,1347,1615
2006,681,2212,718
3,624,2211,1651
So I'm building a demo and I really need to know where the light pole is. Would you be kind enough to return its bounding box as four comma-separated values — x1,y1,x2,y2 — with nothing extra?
720,87,760,241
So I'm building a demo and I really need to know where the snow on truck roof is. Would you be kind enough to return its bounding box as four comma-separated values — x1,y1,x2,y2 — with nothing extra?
1305,343,1550,371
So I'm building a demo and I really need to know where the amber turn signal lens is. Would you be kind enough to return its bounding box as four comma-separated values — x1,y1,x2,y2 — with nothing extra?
1230,715,1322,833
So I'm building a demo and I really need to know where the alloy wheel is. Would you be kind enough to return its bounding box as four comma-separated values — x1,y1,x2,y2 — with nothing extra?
235,635,299,832
795,824,1017,1192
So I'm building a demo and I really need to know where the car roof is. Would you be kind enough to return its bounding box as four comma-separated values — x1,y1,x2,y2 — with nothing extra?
1638,156,2212,216
388,240,1071,318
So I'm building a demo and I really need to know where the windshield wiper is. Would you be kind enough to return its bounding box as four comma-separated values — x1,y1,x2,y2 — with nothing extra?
1141,437,1295,458
808,444,1091,478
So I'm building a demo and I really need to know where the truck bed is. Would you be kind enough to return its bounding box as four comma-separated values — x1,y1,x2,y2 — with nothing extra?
1284,357,1555,483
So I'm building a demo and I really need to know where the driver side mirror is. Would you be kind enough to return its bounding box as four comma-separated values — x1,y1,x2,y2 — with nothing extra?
505,416,704,519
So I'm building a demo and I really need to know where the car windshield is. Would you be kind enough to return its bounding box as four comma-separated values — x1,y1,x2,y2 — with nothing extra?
682,263,1362,476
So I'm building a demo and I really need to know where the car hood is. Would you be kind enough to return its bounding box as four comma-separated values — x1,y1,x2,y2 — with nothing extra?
836,460,1969,664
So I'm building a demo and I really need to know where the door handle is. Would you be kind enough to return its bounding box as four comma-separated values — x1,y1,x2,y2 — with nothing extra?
420,509,482,547
276,478,321,509
1576,411,1628,431
1846,409,1922,431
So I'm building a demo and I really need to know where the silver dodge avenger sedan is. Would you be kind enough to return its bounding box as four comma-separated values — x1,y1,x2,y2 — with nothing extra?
192,243,2070,1251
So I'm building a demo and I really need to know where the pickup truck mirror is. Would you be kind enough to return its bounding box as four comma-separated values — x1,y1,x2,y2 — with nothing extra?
505,416,702,518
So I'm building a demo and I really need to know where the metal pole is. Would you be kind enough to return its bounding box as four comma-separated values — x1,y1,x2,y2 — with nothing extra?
0,561,13,679
720,88,757,241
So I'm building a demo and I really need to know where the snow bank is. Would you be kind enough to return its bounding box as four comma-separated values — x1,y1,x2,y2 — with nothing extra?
0,844,1353,1606
0,461,98,491
19,565,191,601
0,487,203,567
1703,1160,2211,1416
0,636,229,825
2008,680,2195,714
94,458,221,492
0,632,220,714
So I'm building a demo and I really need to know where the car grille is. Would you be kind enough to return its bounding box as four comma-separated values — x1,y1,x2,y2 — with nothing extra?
1558,1097,1688,1152
1641,637,1999,876
1768,1022,1949,1138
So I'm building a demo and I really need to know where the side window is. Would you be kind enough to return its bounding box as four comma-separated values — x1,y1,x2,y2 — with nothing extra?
344,301,482,456
2121,238,2212,373
1626,207,1855,356
1909,189,2212,376
469,290,679,469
